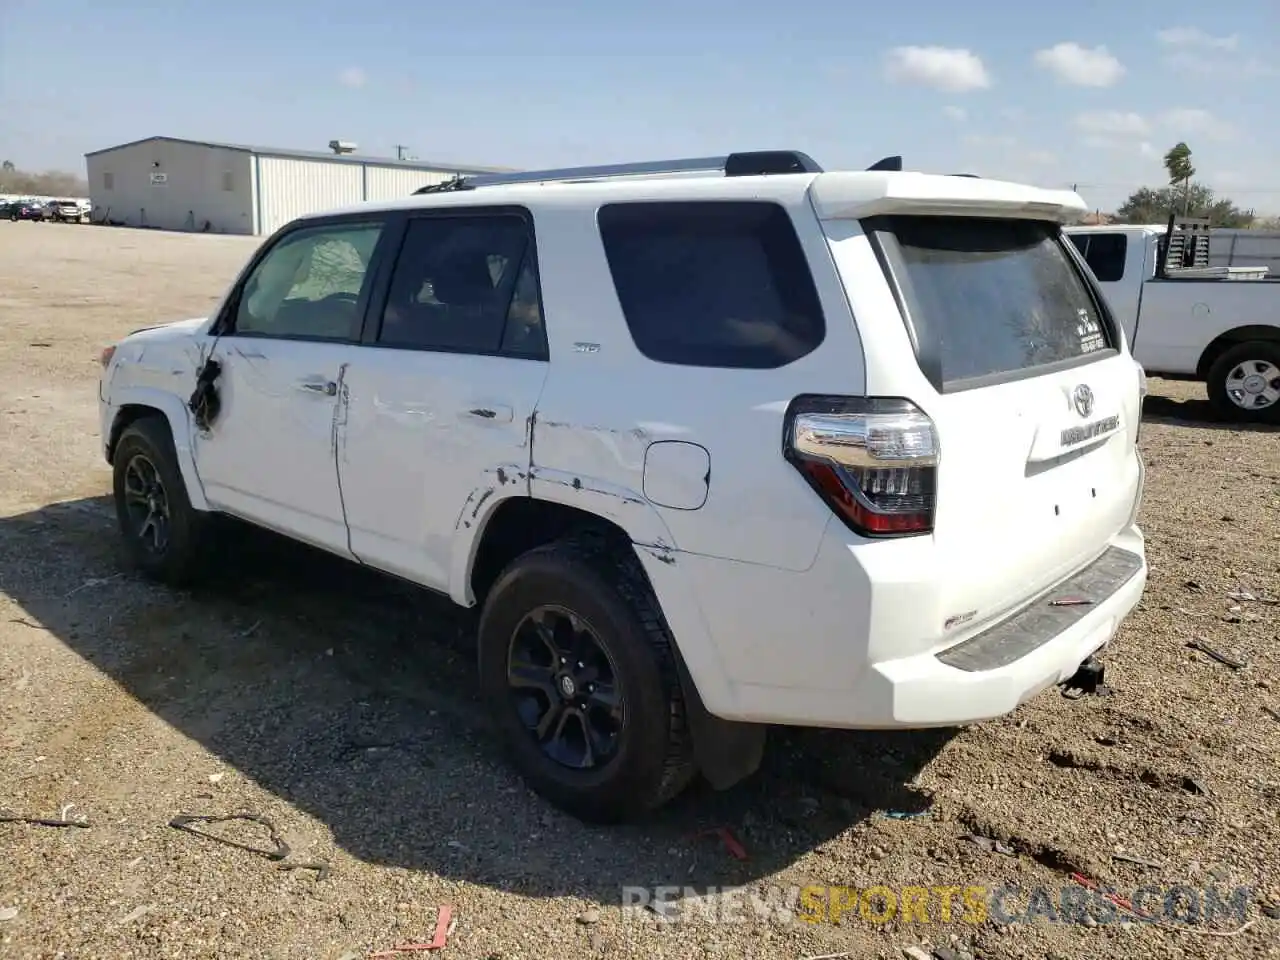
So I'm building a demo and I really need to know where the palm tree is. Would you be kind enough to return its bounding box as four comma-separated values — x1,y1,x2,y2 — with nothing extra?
1163,143,1196,216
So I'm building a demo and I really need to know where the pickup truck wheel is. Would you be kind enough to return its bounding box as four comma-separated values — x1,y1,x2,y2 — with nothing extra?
112,417,208,585
477,536,697,823
1207,341,1280,425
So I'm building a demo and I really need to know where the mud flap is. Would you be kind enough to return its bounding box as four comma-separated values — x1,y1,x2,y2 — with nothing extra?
671,645,766,790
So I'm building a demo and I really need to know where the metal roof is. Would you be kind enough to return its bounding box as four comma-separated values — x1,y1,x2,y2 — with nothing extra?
83,136,512,174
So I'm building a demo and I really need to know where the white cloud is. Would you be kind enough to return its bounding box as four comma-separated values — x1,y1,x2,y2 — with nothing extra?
1073,110,1150,137
999,106,1025,121
1156,27,1238,50
1033,42,1125,87
1139,142,1159,158
338,67,367,89
1211,170,1249,189
1162,52,1276,78
884,46,992,93
962,133,1017,148
1159,107,1236,141
1024,150,1056,166
943,105,968,122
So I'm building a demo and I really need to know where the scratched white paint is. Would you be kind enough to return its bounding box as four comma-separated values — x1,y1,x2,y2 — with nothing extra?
98,167,1149,737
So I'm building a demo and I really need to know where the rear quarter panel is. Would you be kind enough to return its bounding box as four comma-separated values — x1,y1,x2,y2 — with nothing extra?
528,192,867,572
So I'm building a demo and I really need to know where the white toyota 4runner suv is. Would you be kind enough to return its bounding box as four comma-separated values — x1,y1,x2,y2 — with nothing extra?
98,151,1149,823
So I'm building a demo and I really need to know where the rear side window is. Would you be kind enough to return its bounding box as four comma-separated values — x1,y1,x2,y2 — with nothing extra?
597,201,825,369
868,216,1114,391
1067,232,1127,282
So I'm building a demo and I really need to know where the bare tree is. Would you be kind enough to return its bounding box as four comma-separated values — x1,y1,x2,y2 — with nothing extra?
0,164,89,197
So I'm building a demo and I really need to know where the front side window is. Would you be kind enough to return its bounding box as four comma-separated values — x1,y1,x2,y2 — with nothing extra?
233,221,385,340
376,213,545,357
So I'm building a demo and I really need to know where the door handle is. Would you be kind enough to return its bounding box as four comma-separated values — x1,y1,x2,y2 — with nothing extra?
297,378,338,397
463,404,513,423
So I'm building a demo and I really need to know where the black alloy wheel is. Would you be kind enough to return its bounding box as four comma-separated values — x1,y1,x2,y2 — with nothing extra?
121,453,172,557
507,604,625,770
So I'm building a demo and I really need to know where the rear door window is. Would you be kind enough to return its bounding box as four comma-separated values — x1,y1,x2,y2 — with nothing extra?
597,201,826,369
375,212,547,359
867,215,1115,391
1067,232,1127,282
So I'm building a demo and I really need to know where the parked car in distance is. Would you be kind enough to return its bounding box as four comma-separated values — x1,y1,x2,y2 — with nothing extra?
8,200,47,221
1066,219,1280,423
98,151,1149,823
46,198,89,223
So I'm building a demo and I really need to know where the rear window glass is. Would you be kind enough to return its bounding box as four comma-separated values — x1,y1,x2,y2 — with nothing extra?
597,201,825,369
870,216,1114,389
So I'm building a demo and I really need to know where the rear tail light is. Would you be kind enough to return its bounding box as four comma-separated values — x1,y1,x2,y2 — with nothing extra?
783,395,938,537
99,344,116,368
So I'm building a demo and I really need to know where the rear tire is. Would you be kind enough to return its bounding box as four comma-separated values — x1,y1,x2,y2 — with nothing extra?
112,416,209,585
477,534,698,823
1206,340,1280,425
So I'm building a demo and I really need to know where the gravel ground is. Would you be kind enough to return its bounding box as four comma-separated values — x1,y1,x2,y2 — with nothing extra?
1,222,1278,960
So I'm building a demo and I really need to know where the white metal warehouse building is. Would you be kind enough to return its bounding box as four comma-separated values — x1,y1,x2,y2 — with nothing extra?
84,136,508,236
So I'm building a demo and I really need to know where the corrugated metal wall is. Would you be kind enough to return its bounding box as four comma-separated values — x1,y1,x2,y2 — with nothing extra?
366,165,453,199
255,157,364,235
254,159,469,235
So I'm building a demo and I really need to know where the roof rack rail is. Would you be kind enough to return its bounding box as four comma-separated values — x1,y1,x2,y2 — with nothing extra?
412,150,822,194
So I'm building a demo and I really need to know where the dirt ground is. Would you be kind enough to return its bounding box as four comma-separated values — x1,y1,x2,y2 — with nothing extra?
1,222,1277,960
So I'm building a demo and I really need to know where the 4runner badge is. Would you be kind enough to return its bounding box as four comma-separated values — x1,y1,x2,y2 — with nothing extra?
1071,384,1094,418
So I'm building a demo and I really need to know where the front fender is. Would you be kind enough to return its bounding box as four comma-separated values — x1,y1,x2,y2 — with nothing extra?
106,386,209,512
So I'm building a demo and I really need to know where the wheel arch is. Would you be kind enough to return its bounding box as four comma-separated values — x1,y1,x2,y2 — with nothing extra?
461,496,647,611
462,494,763,793
106,389,209,511
1196,325,1280,380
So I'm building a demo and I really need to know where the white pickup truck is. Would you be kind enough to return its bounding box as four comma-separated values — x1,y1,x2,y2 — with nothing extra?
1065,223,1280,423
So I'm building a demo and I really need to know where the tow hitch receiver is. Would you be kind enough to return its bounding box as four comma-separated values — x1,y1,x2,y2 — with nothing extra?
1060,655,1110,699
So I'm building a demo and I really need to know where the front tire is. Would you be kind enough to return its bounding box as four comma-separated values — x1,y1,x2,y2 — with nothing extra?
112,416,209,585
1207,340,1280,425
477,535,698,823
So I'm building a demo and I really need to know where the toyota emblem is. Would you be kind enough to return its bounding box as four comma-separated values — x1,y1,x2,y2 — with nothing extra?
1072,384,1094,418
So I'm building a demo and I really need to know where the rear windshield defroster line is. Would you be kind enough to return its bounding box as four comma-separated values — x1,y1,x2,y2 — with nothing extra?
863,215,1120,393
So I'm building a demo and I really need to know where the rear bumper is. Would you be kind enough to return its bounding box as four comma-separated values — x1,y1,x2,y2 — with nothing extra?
637,522,1147,730
833,533,1146,727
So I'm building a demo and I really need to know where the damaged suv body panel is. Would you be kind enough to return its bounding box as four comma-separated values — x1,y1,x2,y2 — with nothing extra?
100,317,216,511
525,190,866,575
97,153,1148,822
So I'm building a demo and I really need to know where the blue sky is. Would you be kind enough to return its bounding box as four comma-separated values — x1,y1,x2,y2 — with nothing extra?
3,0,1277,213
